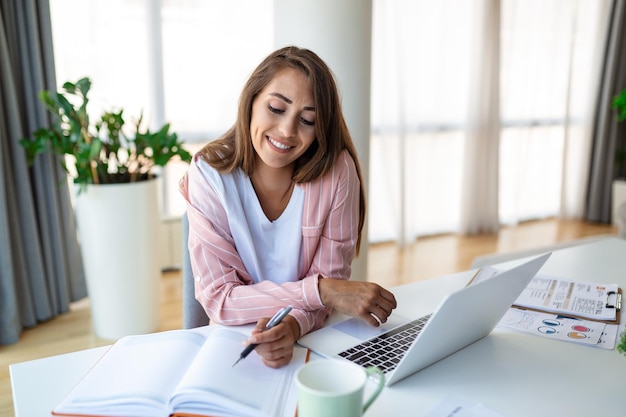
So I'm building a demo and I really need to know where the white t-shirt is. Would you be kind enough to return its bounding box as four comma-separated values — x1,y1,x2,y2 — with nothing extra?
197,160,304,284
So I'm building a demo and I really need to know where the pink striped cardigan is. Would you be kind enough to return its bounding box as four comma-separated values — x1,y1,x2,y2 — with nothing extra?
179,149,361,336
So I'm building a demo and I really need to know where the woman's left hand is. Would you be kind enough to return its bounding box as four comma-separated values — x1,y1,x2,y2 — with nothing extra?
245,315,301,368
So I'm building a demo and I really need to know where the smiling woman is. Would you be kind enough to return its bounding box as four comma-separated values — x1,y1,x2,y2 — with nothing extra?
179,46,397,369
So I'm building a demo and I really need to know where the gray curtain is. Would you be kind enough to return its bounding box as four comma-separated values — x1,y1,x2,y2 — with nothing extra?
586,0,626,223
0,0,86,345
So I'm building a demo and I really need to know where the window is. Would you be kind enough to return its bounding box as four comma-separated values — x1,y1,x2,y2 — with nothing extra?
369,0,608,242
50,0,273,215
50,0,610,243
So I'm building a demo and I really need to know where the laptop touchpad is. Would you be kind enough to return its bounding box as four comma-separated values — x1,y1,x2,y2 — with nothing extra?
332,314,410,340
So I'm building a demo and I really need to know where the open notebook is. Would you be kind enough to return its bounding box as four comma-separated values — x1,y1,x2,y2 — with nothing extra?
53,325,308,417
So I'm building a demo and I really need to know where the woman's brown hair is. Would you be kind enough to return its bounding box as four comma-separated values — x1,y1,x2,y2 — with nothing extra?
198,46,366,254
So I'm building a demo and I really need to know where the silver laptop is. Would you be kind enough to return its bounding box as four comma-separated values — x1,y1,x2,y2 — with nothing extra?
298,253,551,386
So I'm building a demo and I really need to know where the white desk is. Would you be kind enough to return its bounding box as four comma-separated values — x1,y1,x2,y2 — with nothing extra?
11,238,626,417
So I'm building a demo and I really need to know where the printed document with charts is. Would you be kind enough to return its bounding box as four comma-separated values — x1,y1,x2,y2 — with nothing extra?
52,325,308,417
470,266,623,349
471,266,621,323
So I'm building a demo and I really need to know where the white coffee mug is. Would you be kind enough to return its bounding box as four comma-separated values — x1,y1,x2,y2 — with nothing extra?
295,359,384,417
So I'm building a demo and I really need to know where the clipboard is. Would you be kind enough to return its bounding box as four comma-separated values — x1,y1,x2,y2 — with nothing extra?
509,289,621,324
467,269,622,324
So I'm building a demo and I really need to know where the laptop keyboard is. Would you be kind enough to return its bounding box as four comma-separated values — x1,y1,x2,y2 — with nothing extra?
338,314,432,373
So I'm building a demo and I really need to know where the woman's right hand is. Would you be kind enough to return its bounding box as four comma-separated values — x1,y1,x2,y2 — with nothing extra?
247,315,301,368
318,278,397,327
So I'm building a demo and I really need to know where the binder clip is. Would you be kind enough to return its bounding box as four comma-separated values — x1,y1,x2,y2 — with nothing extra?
606,291,622,310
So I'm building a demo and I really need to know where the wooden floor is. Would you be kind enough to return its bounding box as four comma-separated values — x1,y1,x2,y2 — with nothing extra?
0,219,618,416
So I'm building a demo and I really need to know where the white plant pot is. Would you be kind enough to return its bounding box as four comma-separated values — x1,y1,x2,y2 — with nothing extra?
612,179,626,227
75,178,161,340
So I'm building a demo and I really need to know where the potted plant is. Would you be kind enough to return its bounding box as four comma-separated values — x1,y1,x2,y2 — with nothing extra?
611,89,626,227
21,77,192,340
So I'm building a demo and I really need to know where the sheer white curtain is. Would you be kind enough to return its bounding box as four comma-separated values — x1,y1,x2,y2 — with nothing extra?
49,0,611,244
370,0,471,243
498,0,611,225
369,0,611,244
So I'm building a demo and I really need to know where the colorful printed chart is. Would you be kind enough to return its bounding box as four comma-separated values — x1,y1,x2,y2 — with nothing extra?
497,308,616,348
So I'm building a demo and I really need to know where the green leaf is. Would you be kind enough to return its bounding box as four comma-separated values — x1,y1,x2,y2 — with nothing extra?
62,80,77,93
89,139,103,160
617,329,626,355
55,93,77,120
39,90,54,107
74,77,91,96
19,137,44,164
613,89,626,122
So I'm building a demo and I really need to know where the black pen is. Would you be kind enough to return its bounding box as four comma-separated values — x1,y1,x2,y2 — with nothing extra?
232,305,293,367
